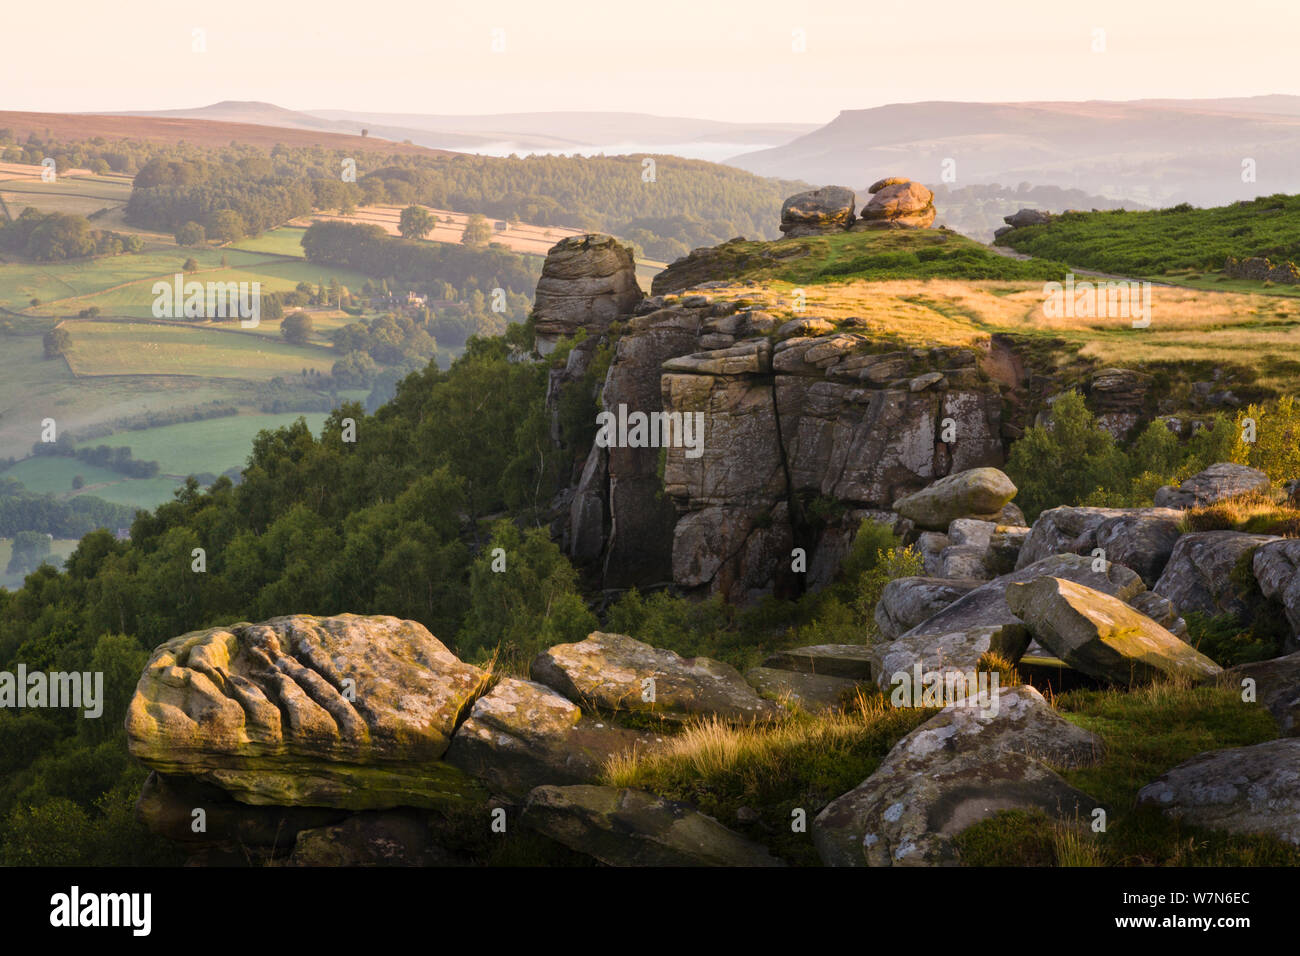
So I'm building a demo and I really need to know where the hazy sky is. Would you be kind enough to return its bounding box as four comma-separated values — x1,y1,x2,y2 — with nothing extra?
6,0,1300,123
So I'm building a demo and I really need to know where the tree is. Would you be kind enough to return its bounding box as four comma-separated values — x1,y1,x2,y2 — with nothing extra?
175,221,206,246
42,327,70,359
398,205,436,240
461,213,492,247
182,257,199,273
206,209,245,243
281,311,314,345
7,530,51,576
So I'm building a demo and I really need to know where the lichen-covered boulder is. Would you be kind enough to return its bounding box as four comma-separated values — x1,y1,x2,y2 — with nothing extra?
1137,739,1300,844
125,614,489,809
854,178,936,230
892,467,1018,530
813,685,1103,866
1153,463,1271,509
532,234,643,350
531,632,779,722
778,186,856,237
1225,651,1300,736
521,785,784,866
761,644,874,680
1153,531,1281,618
445,677,658,801
874,577,982,640
1006,577,1222,685
744,667,866,712
1252,539,1300,647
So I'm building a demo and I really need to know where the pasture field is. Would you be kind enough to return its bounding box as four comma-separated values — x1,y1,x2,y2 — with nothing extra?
0,538,81,591
230,226,308,258
0,248,271,314
96,412,330,476
0,171,133,219
62,320,336,379
1,454,182,509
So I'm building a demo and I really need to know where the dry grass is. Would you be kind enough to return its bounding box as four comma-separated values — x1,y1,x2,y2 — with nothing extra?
1180,491,1300,536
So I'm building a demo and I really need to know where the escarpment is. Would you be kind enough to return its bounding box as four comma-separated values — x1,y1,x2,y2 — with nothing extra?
540,229,1006,601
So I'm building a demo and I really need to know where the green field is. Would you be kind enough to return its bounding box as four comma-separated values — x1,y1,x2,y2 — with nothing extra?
98,412,330,475
230,226,309,258
64,320,336,379
998,195,1300,277
0,537,81,591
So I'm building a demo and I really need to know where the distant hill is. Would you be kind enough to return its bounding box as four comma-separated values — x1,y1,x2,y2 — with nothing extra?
108,102,818,159
727,98,1300,208
0,109,445,157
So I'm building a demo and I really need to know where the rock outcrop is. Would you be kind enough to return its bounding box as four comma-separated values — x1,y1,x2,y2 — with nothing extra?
532,234,643,352
853,178,936,230
1006,577,1221,685
125,614,490,810
1002,208,1052,229
1251,540,1300,648
874,576,982,639
813,685,1103,866
778,186,857,237
1153,531,1281,619
1137,739,1300,844
891,467,1018,531
1153,463,1271,509
1225,651,1300,735
530,632,779,722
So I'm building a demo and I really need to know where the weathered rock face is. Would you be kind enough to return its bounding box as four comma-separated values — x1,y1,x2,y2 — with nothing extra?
813,685,1103,866
532,234,643,352
779,186,857,237
1006,577,1222,685
125,614,489,810
1153,531,1281,619
1090,367,1152,439
445,678,658,801
558,286,1006,599
871,625,1013,694
760,644,874,680
854,178,936,230
1225,651,1300,735
530,632,779,722
874,576,983,640
892,468,1018,531
287,810,465,867
1153,463,1271,509
1252,540,1300,647
745,667,866,712
1137,739,1300,844
521,785,784,866
1017,506,1183,587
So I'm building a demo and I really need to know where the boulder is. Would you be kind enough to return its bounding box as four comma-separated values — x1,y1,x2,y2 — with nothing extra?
125,614,490,810
745,667,866,712
1225,651,1300,736
445,678,658,801
1016,506,1130,569
892,467,1018,530
1153,531,1281,619
531,234,643,349
898,553,1146,653
760,644,873,680
1002,208,1052,228
871,625,1013,693
1136,739,1300,845
1093,509,1185,586
530,632,779,722
1153,463,1271,509
874,577,982,640
521,785,784,866
854,179,936,230
813,685,1103,866
1006,577,1222,685
1251,539,1300,646
778,186,857,237
987,525,1030,575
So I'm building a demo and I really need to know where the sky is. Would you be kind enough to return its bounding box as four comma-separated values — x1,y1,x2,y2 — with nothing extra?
4,0,1300,123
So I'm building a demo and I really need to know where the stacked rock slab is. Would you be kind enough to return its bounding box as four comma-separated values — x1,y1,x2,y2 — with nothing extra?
852,177,936,230
778,186,857,237
532,234,643,353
